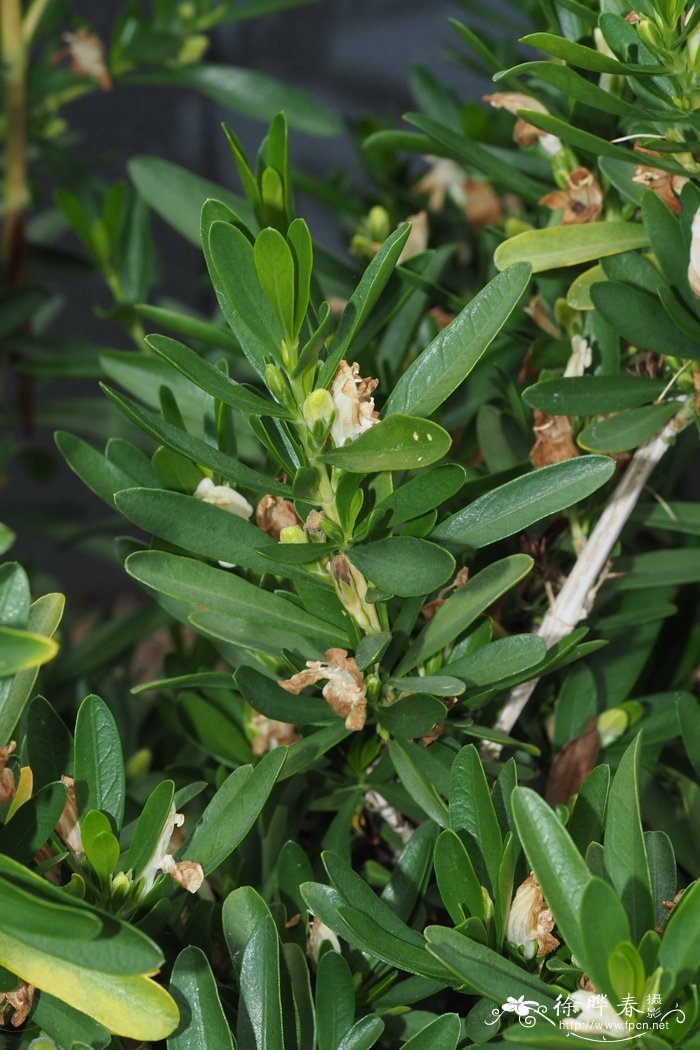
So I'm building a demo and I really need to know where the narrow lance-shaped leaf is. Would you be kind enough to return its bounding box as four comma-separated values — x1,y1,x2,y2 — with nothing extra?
168,946,234,1050
318,224,411,386
396,554,533,674
494,222,648,273
432,456,614,548
145,333,291,418
384,263,531,418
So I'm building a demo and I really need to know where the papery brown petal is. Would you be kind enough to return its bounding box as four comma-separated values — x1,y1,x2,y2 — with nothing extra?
256,494,300,541
530,411,580,469
4,981,34,1027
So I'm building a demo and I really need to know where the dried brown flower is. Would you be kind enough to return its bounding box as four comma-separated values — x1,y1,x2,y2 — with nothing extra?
540,167,604,224
280,648,367,730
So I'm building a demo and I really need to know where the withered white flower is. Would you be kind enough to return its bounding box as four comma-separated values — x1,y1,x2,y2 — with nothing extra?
0,980,34,1028
139,804,203,896
194,477,253,519
689,206,700,297
280,647,367,730
561,991,627,1039
255,494,299,541
505,873,559,959
398,211,429,262
55,775,85,859
194,477,253,568
60,29,112,90
250,711,299,755
307,915,341,963
540,167,604,225
483,92,562,155
564,334,592,378
413,157,467,212
329,361,379,447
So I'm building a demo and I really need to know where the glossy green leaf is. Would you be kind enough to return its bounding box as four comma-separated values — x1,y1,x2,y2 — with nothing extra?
512,786,592,964
614,548,700,589
0,781,66,865
401,1014,461,1050
501,61,641,118
520,31,654,73
424,925,558,1007
26,696,73,790
163,64,339,137
522,375,665,415
387,675,464,697
567,264,605,310
434,828,485,924
349,537,454,597
74,694,125,831
379,694,447,739
0,626,58,677
146,334,290,417
136,302,241,352
183,748,286,873
337,1017,384,1050
129,156,252,246
578,403,679,453
567,764,610,854
448,745,502,890
658,877,700,979
433,456,614,548
102,388,287,494
316,951,355,1050
236,665,334,725
384,264,531,418
115,487,302,579
125,550,345,647
443,634,546,688
495,223,648,273
56,430,142,508
592,281,700,358
237,913,284,1050
0,592,64,745
577,878,631,999
320,415,451,473
396,554,533,674
645,830,677,928
254,227,296,340
208,220,285,373
406,113,551,201
603,736,654,942
377,465,467,525
125,780,175,878
388,739,449,825
319,224,411,385
168,946,234,1050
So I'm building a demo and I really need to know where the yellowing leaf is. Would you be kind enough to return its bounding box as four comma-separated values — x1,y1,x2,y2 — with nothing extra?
0,928,179,1040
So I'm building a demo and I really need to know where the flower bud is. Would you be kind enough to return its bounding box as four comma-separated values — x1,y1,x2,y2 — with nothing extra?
280,525,307,544
636,18,664,52
303,388,335,446
264,363,293,409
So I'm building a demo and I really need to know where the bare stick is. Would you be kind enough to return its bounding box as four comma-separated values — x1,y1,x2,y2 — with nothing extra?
490,407,693,749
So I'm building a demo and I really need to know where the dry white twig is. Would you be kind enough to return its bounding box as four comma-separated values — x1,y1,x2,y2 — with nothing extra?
488,408,692,755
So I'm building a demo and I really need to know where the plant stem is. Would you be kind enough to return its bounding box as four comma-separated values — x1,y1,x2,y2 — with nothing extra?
1,0,31,428
489,405,694,750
